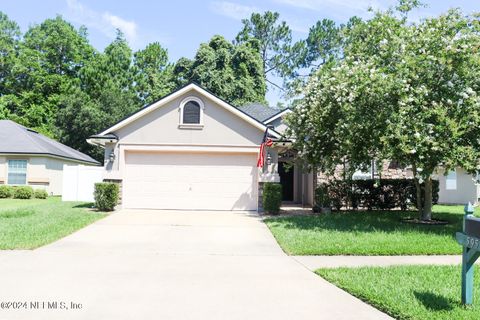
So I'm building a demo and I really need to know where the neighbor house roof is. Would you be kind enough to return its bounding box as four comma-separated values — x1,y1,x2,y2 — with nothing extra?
0,120,99,165
237,103,282,122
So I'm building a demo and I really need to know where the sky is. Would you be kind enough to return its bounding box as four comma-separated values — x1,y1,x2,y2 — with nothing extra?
2,0,478,105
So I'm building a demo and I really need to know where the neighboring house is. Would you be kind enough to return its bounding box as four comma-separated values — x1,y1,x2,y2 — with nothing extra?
437,168,479,205
317,160,477,205
0,120,100,195
88,83,313,211
317,160,412,183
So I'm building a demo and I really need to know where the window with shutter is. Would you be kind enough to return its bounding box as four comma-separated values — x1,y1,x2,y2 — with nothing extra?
183,101,201,124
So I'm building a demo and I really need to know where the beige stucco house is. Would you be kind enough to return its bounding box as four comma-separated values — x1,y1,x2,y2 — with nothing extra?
0,120,99,195
88,83,314,211
437,168,479,205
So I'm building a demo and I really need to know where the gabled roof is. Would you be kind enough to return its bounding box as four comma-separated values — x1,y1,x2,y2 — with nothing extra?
237,103,281,122
94,83,281,140
0,120,99,165
263,109,292,124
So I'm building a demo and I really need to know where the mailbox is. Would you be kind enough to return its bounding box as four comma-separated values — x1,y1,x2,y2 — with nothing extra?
456,202,480,305
465,216,480,239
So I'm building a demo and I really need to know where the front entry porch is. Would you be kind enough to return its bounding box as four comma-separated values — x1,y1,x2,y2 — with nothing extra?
277,148,314,208
278,161,314,207
258,144,315,212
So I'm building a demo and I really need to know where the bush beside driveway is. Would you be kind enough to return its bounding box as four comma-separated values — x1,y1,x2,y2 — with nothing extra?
0,197,105,249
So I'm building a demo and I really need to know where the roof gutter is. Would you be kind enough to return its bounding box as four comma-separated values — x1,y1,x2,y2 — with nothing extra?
87,134,119,148
0,152,100,166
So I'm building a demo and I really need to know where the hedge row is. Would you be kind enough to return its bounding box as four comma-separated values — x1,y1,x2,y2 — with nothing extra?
315,179,439,211
0,185,48,199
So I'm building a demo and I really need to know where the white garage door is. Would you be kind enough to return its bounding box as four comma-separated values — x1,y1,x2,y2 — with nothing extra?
123,152,258,210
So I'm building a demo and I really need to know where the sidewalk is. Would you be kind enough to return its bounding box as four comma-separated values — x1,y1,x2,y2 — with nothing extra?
293,255,463,270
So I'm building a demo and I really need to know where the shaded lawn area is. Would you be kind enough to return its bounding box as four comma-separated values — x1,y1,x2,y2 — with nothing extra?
0,197,105,249
265,205,477,255
317,265,480,320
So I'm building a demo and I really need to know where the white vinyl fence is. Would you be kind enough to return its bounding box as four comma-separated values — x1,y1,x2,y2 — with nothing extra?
62,165,103,202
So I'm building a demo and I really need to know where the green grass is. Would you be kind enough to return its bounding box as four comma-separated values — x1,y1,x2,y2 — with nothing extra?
0,197,105,249
316,265,480,320
265,205,476,255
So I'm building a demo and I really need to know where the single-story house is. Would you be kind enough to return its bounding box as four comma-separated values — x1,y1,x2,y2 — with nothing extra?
87,82,476,210
0,120,100,195
88,83,314,211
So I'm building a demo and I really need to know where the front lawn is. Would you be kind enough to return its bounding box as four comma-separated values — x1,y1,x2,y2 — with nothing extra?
317,265,480,320
0,197,105,249
265,205,475,255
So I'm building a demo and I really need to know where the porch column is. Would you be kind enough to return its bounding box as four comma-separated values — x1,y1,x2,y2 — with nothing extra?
257,147,280,213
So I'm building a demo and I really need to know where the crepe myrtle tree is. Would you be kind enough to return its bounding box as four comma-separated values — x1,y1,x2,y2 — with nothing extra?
286,5,480,221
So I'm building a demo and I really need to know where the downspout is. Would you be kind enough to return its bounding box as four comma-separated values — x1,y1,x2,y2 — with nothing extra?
313,167,318,207
302,162,307,207
302,171,305,207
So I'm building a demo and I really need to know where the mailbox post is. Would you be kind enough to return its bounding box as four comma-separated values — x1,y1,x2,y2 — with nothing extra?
456,202,480,305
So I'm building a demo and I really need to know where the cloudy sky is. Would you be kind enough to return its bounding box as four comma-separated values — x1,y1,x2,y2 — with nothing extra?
3,0,478,104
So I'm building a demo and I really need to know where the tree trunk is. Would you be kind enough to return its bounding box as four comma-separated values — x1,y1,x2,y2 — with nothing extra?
422,176,433,221
412,163,423,218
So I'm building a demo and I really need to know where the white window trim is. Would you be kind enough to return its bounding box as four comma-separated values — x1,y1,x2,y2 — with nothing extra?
178,96,204,129
7,159,28,186
445,169,457,190
352,160,378,180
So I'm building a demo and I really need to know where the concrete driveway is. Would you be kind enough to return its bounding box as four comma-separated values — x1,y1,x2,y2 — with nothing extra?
0,210,391,320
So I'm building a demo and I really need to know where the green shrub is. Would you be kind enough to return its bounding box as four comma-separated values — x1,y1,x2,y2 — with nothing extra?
317,179,439,211
0,185,14,198
33,189,48,199
328,180,350,210
13,186,33,199
263,183,282,214
314,184,331,212
94,182,119,211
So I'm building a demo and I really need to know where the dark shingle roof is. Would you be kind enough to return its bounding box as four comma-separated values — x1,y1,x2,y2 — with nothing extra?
0,120,99,165
237,103,281,122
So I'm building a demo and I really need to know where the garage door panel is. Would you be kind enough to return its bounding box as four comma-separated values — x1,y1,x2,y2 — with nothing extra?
123,152,258,210
193,181,253,191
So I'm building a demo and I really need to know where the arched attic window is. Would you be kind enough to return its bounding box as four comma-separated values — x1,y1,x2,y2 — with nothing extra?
179,97,204,128
183,101,201,123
